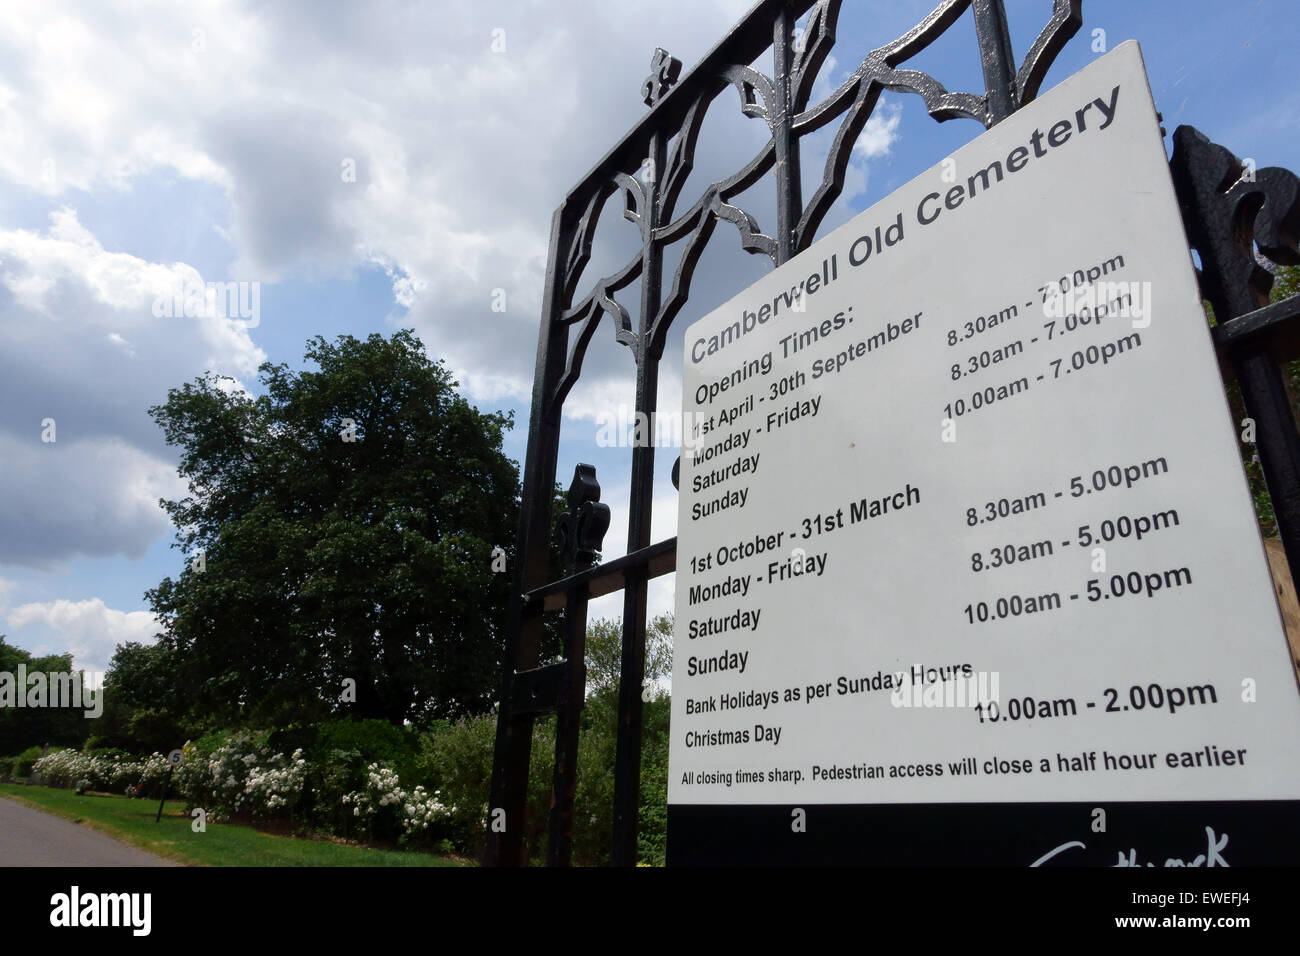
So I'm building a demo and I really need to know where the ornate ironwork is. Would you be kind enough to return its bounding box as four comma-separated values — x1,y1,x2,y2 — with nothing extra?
1170,125,1300,586
488,0,1089,868
642,48,683,106
555,464,611,573
550,0,1084,403
1171,127,1300,317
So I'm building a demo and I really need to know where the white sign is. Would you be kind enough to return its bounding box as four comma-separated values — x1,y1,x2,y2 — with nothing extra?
670,42,1300,815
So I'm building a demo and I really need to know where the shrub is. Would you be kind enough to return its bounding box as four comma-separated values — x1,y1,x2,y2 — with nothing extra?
309,719,419,779
341,762,454,845
636,693,670,867
32,749,170,794
304,746,364,836
32,749,89,788
415,711,556,861
302,719,421,836
572,695,617,865
13,746,46,778
172,730,306,820
567,690,670,866
416,714,496,857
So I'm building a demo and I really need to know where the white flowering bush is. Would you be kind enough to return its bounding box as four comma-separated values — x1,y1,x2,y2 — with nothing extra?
32,748,79,787
33,749,171,794
403,785,454,836
22,723,487,855
341,762,454,843
172,731,306,820
342,763,403,821
244,751,307,813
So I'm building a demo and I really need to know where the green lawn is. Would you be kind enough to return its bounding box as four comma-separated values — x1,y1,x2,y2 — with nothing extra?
0,783,469,867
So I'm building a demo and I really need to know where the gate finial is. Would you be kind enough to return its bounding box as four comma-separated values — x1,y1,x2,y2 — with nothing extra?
641,48,681,107
555,463,610,572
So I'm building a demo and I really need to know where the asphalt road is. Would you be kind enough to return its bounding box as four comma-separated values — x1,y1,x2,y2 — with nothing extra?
0,796,177,866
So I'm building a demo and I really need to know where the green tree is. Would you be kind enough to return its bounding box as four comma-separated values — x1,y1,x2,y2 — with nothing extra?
0,637,92,754
582,613,673,697
93,642,194,754
146,330,521,727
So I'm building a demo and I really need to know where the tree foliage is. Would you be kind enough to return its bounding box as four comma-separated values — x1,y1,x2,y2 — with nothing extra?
0,636,88,754
583,613,673,697
93,642,194,754
145,331,521,727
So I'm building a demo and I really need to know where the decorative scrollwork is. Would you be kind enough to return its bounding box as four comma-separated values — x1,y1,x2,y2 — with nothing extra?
561,184,615,306
550,271,640,415
722,64,777,124
1170,125,1300,318
650,162,779,359
659,96,707,223
555,464,610,572
791,0,838,114
549,0,1086,417
642,48,682,107
614,171,652,243
1016,0,1084,106
794,0,981,134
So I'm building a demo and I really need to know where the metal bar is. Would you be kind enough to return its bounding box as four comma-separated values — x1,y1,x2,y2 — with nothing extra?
611,127,668,867
546,589,589,865
484,206,571,867
972,0,1017,124
612,540,650,866
1211,294,1300,358
1233,346,1300,580
772,2,802,263
1171,131,1300,596
155,768,171,823
529,537,678,610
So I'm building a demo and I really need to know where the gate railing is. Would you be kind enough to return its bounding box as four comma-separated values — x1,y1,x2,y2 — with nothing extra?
484,0,1300,866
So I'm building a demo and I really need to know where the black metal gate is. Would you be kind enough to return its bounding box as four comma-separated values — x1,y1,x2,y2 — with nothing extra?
484,0,1300,866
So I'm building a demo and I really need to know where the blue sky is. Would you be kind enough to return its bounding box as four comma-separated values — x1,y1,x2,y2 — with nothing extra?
0,0,1295,672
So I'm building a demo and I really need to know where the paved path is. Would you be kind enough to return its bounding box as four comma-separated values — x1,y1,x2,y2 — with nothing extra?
0,795,178,866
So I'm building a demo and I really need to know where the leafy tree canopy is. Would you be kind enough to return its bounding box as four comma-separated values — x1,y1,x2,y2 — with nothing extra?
0,636,88,753
583,613,673,699
146,330,521,727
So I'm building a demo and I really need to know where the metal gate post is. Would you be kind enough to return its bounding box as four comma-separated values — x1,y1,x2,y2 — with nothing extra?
1170,126,1300,589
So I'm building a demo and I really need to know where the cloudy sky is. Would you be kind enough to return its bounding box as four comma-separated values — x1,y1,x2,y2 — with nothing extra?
0,0,1296,673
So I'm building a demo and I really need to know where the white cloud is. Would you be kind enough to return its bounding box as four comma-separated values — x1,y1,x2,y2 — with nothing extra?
6,598,159,673
0,0,904,578
0,208,264,373
0,433,184,566
0,208,265,566
853,100,903,160
0,0,784,412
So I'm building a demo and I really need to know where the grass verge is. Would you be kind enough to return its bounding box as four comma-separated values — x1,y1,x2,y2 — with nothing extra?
0,782,468,867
